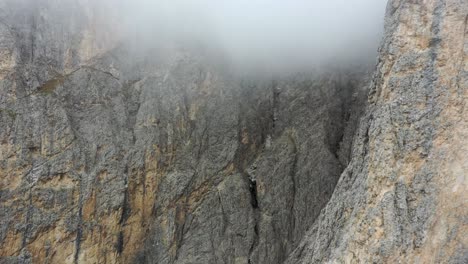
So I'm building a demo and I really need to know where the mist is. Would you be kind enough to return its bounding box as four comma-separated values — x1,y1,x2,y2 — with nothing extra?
4,0,388,74
108,0,388,74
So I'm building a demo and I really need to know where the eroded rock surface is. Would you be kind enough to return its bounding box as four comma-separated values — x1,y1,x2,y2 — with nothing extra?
0,1,368,263
1,0,466,264
286,0,468,263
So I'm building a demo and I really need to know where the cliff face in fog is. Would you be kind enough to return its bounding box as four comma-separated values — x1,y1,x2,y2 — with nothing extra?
0,1,368,263
0,0,467,264
287,0,468,263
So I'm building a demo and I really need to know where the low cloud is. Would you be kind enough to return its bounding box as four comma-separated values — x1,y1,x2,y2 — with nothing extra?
7,0,388,73
116,0,387,72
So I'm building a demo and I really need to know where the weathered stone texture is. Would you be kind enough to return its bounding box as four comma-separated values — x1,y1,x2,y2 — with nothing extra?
0,1,367,263
1,0,466,263
286,0,468,263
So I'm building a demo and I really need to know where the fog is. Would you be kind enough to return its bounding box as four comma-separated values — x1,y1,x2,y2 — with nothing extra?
109,0,388,73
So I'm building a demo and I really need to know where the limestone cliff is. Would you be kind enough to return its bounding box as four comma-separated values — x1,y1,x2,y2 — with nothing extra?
286,0,468,263
0,0,466,264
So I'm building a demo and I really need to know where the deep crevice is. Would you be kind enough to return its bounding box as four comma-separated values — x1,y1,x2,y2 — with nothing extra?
116,166,131,255
116,231,124,255
248,176,258,209
248,210,260,264
74,206,83,264
271,80,280,132
287,133,298,241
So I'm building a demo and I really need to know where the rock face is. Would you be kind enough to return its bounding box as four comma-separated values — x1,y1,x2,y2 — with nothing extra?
0,1,367,263
0,0,466,264
286,0,468,263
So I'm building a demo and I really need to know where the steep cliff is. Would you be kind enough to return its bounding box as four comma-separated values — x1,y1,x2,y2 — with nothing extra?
0,1,367,263
286,0,468,263
0,0,466,264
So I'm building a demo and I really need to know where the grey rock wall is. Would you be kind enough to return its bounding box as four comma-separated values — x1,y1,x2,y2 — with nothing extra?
286,0,468,263
0,1,368,263
2,0,465,263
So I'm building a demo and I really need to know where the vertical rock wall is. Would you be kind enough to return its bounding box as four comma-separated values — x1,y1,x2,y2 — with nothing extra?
0,1,368,263
286,0,468,263
2,0,465,263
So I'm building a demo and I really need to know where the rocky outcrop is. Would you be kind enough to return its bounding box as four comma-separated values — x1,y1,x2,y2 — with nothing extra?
286,0,468,263
0,1,368,263
1,0,466,264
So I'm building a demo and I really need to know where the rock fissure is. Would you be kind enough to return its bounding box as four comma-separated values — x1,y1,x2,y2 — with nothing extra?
1,1,466,263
